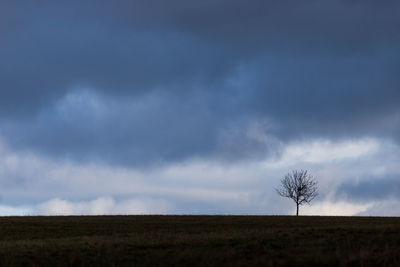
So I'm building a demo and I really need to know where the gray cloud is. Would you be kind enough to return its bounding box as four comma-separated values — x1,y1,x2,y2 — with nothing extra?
335,176,400,202
1,0,400,166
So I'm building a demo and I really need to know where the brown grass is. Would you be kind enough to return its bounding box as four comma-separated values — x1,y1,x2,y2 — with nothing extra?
0,215,399,266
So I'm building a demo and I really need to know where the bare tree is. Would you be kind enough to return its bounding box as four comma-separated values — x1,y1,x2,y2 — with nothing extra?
276,170,318,216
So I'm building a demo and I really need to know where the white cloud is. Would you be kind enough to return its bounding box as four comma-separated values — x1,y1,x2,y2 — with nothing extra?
35,197,172,215
0,136,399,216
301,201,373,216
265,138,380,168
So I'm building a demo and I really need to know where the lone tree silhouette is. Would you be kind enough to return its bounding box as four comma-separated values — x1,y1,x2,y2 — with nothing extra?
276,170,318,216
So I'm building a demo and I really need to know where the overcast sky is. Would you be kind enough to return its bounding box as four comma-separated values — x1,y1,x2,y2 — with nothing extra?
1,0,400,216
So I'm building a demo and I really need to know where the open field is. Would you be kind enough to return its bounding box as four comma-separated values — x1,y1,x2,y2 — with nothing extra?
0,215,399,266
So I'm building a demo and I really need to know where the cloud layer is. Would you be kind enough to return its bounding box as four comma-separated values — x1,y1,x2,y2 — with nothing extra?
1,136,400,216
1,1,400,215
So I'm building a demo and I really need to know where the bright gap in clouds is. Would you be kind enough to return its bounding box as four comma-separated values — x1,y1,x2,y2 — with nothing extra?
265,138,380,167
0,136,399,216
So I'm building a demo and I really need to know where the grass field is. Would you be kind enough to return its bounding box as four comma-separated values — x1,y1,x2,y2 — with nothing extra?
0,215,399,266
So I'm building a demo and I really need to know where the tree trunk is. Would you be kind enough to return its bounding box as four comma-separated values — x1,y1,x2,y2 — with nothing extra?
296,203,299,216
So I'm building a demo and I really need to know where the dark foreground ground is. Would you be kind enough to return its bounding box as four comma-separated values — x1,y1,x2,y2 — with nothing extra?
0,216,399,266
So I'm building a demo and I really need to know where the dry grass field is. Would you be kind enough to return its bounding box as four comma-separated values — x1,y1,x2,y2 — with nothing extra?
0,215,399,266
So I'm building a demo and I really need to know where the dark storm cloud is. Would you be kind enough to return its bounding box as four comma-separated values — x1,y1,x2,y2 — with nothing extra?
335,176,400,202
1,0,400,165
